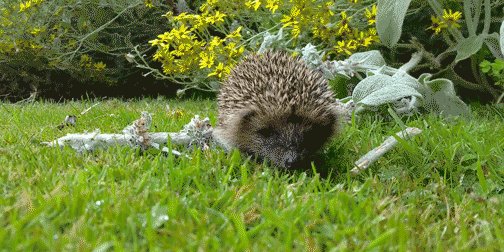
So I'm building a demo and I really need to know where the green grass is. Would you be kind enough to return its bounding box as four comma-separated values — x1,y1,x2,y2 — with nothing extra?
1,99,503,251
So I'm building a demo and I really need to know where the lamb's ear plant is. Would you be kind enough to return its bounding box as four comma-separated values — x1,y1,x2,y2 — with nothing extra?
374,0,504,102
302,48,470,117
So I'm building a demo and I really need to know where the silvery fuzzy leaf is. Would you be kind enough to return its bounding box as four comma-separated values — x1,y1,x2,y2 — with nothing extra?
347,50,386,67
352,74,423,107
258,28,285,53
484,33,504,59
176,0,192,13
500,20,504,56
376,0,412,48
300,43,324,68
455,34,485,63
418,73,470,117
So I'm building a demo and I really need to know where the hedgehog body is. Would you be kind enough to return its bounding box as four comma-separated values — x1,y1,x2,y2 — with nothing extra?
214,51,339,169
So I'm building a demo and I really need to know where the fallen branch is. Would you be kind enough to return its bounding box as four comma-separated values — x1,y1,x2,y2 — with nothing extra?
42,112,213,156
351,127,423,175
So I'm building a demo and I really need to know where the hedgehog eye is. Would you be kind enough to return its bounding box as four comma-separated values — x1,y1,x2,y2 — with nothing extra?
304,124,329,147
257,127,274,137
287,114,304,124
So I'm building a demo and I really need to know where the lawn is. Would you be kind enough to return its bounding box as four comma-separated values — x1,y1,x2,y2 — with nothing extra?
0,99,503,251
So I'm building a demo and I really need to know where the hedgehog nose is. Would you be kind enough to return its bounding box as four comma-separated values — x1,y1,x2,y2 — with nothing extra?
284,153,298,169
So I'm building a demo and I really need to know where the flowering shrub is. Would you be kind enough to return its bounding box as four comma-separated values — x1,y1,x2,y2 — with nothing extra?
0,0,173,100
1,0,502,102
140,0,381,92
142,0,503,102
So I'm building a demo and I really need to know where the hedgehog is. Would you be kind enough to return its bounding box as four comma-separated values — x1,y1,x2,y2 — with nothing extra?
213,51,340,169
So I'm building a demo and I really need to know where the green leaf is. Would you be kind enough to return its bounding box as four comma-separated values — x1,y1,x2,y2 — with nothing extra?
475,158,489,194
480,60,491,73
376,0,412,48
455,35,485,63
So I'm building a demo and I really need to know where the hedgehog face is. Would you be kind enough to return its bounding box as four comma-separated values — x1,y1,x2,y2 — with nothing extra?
235,109,337,169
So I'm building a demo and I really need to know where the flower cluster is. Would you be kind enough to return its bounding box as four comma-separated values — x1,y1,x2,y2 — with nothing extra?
148,5,245,80
0,1,48,54
331,5,379,56
148,0,382,90
19,0,44,12
238,0,379,57
80,54,107,72
427,9,462,35
144,0,154,8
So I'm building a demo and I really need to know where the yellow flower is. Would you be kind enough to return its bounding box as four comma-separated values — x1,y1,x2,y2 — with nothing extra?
281,15,293,27
144,0,154,8
207,0,219,5
94,62,106,71
266,0,279,13
172,24,191,40
337,11,351,35
169,109,185,119
80,54,92,68
290,6,300,17
365,4,377,25
337,23,350,36
173,12,190,22
153,51,163,61
291,24,301,38
208,11,226,24
245,0,261,11
209,36,224,50
156,31,174,43
30,43,42,49
442,9,462,29
199,52,215,69
224,43,244,58
19,1,32,12
226,26,242,40
30,27,43,36
193,14,208,30
427,16,447,35
356,31,374,47
176,61,190,73
367,28,380,43
148,39,161,46
334,40,357,56
208,62,228,78
349,0,358,3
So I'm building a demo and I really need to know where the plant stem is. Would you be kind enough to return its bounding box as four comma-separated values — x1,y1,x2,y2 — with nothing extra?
483,0,491,35
440,67,486,92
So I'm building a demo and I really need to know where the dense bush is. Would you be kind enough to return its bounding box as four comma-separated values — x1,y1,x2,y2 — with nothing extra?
139,0,503,103
138,0,381,93
1,0,503,103
0,0,176,100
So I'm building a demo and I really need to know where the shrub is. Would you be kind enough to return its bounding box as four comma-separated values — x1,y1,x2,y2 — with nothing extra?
374,0,504,102
140,0,504,102
0,0,173,100
137,0,381,93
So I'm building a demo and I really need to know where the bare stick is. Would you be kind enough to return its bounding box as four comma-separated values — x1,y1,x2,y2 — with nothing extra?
42,113,213,157
351,127,422,175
